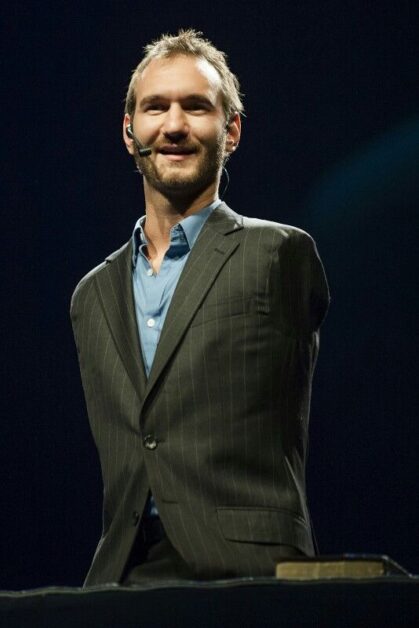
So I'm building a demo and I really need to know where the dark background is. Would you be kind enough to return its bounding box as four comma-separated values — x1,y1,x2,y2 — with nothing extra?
2,1,418,589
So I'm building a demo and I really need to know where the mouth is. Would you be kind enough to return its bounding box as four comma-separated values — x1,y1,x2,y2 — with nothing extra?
158,145,197,161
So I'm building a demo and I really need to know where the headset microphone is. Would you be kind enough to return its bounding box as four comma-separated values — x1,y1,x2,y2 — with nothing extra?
126,124,152,157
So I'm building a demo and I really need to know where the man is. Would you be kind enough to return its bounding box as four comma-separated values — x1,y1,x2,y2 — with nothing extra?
71,29,330,586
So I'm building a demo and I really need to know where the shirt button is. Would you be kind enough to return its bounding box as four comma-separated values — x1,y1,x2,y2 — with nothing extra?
146,268,153,276
147,318,155,328
132,511,140,526
143,435,158,450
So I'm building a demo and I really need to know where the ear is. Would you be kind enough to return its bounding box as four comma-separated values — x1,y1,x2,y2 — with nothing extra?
225,112,241,157
123,114,135,155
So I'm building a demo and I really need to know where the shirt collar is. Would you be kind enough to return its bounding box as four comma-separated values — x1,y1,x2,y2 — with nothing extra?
132,198,220,266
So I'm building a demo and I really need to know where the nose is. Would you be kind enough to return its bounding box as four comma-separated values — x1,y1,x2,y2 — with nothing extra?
162,104,188,141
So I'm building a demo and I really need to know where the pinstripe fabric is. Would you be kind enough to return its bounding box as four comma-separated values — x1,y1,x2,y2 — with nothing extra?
71,203,330,584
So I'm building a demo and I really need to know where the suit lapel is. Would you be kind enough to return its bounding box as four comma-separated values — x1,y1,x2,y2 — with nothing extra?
94,240,147,400
143,203,243,406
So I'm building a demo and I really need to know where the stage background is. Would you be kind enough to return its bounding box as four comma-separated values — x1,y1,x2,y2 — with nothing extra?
2,0,418,588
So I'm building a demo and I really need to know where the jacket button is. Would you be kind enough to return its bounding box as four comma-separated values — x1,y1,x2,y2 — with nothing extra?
132,511,140,526
143,434,158,450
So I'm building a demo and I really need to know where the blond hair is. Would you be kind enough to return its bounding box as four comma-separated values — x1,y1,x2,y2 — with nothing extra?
125,29,244,122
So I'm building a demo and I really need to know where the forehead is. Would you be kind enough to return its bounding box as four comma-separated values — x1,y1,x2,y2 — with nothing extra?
135,54,222,102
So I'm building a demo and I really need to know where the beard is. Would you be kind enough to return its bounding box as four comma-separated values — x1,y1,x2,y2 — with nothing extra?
135,133,225,198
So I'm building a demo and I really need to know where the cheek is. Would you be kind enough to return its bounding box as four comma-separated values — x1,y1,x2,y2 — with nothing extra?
134,114,160,140
195,123,225,148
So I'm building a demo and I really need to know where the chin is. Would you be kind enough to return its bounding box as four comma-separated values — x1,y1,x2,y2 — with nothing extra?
155,168,217,193
162,173,201,188
158,179,210,197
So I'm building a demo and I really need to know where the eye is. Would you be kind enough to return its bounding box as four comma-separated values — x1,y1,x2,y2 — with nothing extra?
143,102,166,113
185,100,212,113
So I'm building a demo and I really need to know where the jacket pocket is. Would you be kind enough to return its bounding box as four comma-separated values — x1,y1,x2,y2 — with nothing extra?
190,297,269,328
217,507,312,553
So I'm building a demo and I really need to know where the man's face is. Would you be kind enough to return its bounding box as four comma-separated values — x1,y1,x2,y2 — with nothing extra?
124,55,239,198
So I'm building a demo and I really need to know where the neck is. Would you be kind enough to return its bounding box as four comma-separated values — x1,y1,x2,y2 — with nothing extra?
142,181,219,255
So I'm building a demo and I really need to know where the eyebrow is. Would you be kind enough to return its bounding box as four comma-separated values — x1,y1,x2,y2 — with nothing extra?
138,94,216,108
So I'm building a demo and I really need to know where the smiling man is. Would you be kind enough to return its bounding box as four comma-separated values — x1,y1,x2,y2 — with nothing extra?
125,54,235,205
71,29,330,586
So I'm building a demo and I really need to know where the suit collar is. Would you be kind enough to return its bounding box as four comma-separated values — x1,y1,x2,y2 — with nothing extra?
95,240,148,401
143,202,243,405
204,201,243,235
94,202,243,407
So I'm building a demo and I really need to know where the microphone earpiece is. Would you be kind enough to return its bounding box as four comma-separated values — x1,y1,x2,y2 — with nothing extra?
126,123,152,157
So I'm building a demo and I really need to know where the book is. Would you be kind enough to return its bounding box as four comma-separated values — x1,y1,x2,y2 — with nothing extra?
275,554,409,580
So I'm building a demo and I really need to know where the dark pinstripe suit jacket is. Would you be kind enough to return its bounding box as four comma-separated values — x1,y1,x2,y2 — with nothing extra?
71,202,330,585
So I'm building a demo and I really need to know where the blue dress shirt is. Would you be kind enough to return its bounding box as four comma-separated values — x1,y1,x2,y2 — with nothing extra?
132,199,220,518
